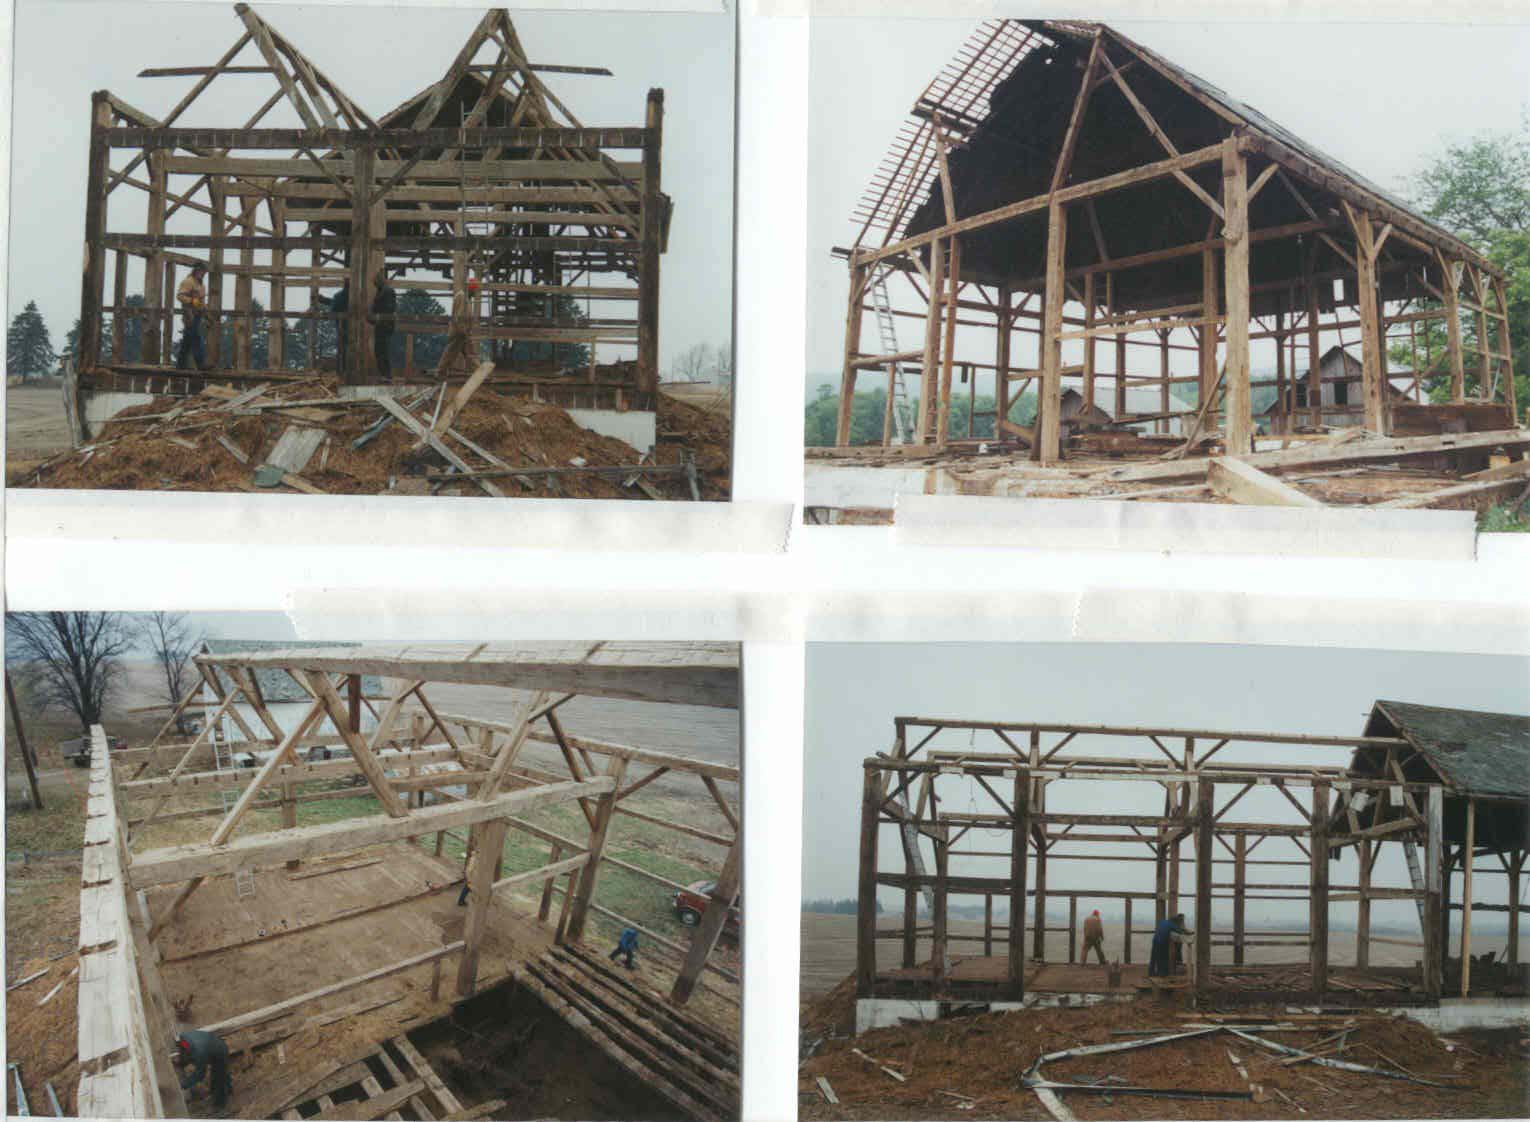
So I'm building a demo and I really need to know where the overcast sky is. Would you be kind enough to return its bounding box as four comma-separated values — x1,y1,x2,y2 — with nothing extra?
805,18,1530,394
804,642,1530,931
6,0,733,371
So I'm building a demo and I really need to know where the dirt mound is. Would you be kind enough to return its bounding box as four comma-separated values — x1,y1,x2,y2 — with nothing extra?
14,377,730,500
799,996,1523,1121
658,390,730,500
801,972,857,1040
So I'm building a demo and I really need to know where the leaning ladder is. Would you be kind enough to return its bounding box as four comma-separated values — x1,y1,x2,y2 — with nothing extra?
869,276,914,444
211,718,256,899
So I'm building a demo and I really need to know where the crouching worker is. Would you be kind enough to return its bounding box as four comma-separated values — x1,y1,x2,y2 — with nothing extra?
1148,912,1192,977
609,926,639,970
173,1028,232,1109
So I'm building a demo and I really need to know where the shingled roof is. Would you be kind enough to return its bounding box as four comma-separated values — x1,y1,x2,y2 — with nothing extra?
1365,700,1530,800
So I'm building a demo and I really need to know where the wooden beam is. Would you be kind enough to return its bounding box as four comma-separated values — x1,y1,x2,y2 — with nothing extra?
563,755,628,943
1222,138,1253,454
1009,769,1029,998
1310,780,1330,994
670,835,740,1004
856,766,881,992
1460,798,1475,997
1050,35,1105,194
203,942,462,1036
456,818,509,997
636,88,664,398
129,778,611,888
1194,779,1213,995
300,671,409,818
1038,200,1067,464
1208,458,1324,507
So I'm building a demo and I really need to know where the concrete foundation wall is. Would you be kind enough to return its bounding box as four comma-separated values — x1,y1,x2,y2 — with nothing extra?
567,408,656,456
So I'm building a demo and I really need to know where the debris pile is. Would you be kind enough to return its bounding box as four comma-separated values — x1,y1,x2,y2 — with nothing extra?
798,989,1525,1120
13,374,729,501
5,955,81,1115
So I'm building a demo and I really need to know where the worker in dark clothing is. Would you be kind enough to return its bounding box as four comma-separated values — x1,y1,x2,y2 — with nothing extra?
323,282,350,372
173,1028,232,1108
1149,913,1192,977
175,263,209,371
1081,908,1108,965
372,268,397,381
610,927,639,970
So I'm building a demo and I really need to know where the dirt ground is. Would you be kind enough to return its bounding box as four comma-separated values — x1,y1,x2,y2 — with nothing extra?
5,382,72,464
798,992,1530,1121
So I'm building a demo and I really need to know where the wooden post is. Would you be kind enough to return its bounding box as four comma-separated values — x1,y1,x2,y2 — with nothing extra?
1493,276,1517,417
1508,850,1522,973
163,261,176,366
1037,200,1067,464
111,251,128,360
636,88,664,398
1441,843,1454,986
1009,769,1028,998
347,143,375,383
347,675,361,734
79,93,116,373
983,895,993,956
1357,838,1372,970
1082,272,1097,410
1273,310,1286,432
281,780,298,870
234,198,256,368
1473,271,1492,404
1222,139,1252,454
902,828,918,968
1423,785,1443,998
1124,896,1133,964
837,263,864,447
1200,246,1219,424
1157,329,1170,435
455,817,508,996
1194,779,1212,996
1112,276,1127,422
1350,210,1386,433
4,673,43,810
269,198,286,371
936,239,961,447
1032,778,1048,960
308,225,321,366
1310,779,1329,995
856,765,880,992
564,756,627,943
207,180,225,368
1305,244,1322,428
1067,894,1078,964
918,241,947,445
538,844,562,922
142,150,166,364
932,837,949,987
996,284,1012,431
1233,833,1246,965
1460,797,1475,997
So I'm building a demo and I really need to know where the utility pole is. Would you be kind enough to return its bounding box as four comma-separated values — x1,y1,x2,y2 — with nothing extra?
5,672,44,810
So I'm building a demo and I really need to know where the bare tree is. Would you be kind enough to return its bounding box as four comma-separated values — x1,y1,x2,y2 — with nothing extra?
4,612,133,735
710,340,733,386
672,342,711,383
135,612,203,732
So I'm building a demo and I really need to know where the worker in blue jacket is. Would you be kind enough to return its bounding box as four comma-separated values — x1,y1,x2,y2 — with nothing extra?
1149,912,1192,977
173,1028,232,1108
610,927,639,970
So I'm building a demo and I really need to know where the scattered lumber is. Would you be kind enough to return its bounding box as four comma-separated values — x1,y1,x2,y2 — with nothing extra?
815,1076,838,1105
36,966,78,1006
851,1047,906,1082
310,1080,424,1122
439,1100,508,1122
1208,457,1325,507
429,361,495,438
6,967,49,991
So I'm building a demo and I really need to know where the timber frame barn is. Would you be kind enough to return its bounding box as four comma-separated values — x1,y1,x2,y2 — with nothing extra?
833,20,1520,465
854,703,1529,1012
74,643,740,1120
70,4,668,441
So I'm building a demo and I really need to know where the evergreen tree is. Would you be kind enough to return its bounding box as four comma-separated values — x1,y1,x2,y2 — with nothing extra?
7,301,56,380
394,288,447,372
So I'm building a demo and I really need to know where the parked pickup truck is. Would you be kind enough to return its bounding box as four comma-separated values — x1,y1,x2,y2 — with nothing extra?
672,880,741,939
59,734,127,766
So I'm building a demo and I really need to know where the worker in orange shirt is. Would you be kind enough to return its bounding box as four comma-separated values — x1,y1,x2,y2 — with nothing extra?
1082,908,1108,965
